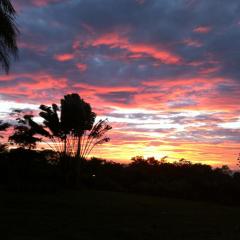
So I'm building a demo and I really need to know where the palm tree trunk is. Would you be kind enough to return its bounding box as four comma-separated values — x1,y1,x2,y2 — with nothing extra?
76,134,81,158
64,136,67,156
74,133,82,186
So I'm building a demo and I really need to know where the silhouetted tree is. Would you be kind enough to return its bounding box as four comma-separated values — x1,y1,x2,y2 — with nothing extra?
0,120,10,133
8,112,41,149
175,158,192,166
36,103,65,154
0,0,18,73
81,119,111,158
61,93,96,159
0,120,10,138
0,120,10,150
237,153,240,169
160,156,168,164
147,157,160,166
35,94,111,159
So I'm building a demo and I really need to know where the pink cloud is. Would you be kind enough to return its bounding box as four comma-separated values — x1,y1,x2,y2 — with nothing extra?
0,73,68,104
183,38,203,47
136,0,145,4
139,77,239,111
193,26,212,34
14,0,67,10
76,63,87,72
19,41,48,53
54,53,75,62
90,33,182,64
199,66,220,75
29,0,65,7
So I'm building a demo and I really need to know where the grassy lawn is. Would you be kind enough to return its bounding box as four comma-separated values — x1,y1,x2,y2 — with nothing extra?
1,189,240,240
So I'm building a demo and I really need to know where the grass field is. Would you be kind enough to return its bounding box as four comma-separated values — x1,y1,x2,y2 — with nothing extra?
1,189,240,240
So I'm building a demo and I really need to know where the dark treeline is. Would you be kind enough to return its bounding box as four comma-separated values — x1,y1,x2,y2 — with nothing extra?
1,93,240,205
1,148,240,205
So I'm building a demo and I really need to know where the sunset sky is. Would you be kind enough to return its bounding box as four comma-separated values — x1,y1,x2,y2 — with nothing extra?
1,0,240,168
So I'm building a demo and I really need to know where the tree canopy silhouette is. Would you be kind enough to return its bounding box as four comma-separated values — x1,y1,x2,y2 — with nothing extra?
0,120,10,151
0,119,10,136
61,94,96,158
9,114,41,150
0,0,18,73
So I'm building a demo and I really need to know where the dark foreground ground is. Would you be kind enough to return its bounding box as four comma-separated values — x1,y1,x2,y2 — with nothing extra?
1,189,240,240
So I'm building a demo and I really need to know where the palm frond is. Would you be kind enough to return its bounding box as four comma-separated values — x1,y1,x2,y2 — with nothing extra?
0,0,18,73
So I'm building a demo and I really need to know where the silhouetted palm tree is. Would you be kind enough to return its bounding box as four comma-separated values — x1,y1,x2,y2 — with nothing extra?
61,94,96,158
81,119,111,158
30,94,111,159
38,104,65,153
0,0,18,73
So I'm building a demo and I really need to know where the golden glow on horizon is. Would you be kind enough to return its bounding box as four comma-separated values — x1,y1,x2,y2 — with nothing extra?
1,101,239,169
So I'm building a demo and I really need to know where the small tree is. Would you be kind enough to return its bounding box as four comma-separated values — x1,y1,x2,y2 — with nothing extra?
8,113,41,150
237,153,240,169
0,120,10,151
0,120,10,133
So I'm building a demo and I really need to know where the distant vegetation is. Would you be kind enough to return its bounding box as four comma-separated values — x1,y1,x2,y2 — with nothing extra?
1,149,240,204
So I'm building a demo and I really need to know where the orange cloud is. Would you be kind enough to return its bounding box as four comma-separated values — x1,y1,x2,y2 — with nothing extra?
90,33,182,64
54,53,75,62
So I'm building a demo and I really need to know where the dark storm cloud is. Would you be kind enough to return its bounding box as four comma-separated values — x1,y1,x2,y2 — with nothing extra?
97,91,135,104
10,0,240,86
172,128,240,144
